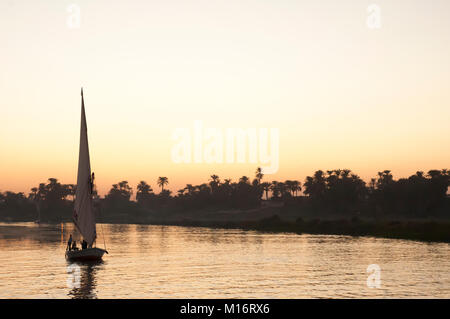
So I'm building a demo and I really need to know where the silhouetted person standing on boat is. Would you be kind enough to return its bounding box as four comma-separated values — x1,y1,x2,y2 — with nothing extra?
82,240,87,249
67,234,73,251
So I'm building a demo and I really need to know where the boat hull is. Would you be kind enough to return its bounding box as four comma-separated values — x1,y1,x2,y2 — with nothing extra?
65,247,107,262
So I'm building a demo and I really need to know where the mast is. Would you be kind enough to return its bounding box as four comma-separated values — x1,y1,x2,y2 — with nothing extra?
73,88,97,245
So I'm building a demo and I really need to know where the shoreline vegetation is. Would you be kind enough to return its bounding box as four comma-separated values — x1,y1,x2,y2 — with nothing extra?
152,216,450,243
1,168,449,243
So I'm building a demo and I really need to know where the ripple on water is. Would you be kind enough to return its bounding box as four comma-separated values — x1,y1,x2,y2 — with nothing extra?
0,222,449,298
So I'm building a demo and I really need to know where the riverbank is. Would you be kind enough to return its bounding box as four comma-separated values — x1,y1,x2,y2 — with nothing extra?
97,209,450,243
2,206,450,243
97,205,450,243
169,216,450,243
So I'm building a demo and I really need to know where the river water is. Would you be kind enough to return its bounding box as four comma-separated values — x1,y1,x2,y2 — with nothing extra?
0,222,449,298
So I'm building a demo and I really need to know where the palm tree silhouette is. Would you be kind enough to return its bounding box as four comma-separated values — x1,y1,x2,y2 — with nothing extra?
255,167,264,184
30,187,38,201
239,176,250,184
157,177,169,192
184,184,195,195
292,180,301,197
285,180,294,196
137,181,152,194
210,175,220,183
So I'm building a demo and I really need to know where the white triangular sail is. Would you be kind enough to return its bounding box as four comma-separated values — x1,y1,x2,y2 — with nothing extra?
73,88,97,245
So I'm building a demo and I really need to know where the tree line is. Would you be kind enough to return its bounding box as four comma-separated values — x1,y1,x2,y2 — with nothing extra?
0,168,448,222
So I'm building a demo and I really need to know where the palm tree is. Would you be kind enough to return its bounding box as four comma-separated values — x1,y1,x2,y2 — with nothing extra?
342,169,351,178
285,180,295,196
157,177,169,192
376,170,393,188
137,181,152,194
184,184,195,195
210,174,220,183
292,180,301,197
239,176,250,184
136,181,153,205
118,181,132,193
29,187,38,201
270,181,280,199
255,167,264,184
209,174,220,191
277,182,288,197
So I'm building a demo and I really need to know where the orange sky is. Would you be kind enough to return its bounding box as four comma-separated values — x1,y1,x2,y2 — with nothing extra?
1,0,449,196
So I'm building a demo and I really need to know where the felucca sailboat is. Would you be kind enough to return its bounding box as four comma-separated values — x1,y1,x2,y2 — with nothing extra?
65,88,108,262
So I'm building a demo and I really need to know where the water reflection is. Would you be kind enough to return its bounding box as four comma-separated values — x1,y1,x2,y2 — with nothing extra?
0,222,449,298
67,260,103,299
0,224,64,245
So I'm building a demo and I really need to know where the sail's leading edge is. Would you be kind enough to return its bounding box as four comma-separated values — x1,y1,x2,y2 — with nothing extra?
73,88,97,245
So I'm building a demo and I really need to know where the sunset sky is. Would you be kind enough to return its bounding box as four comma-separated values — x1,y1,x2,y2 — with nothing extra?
1,0,449,196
